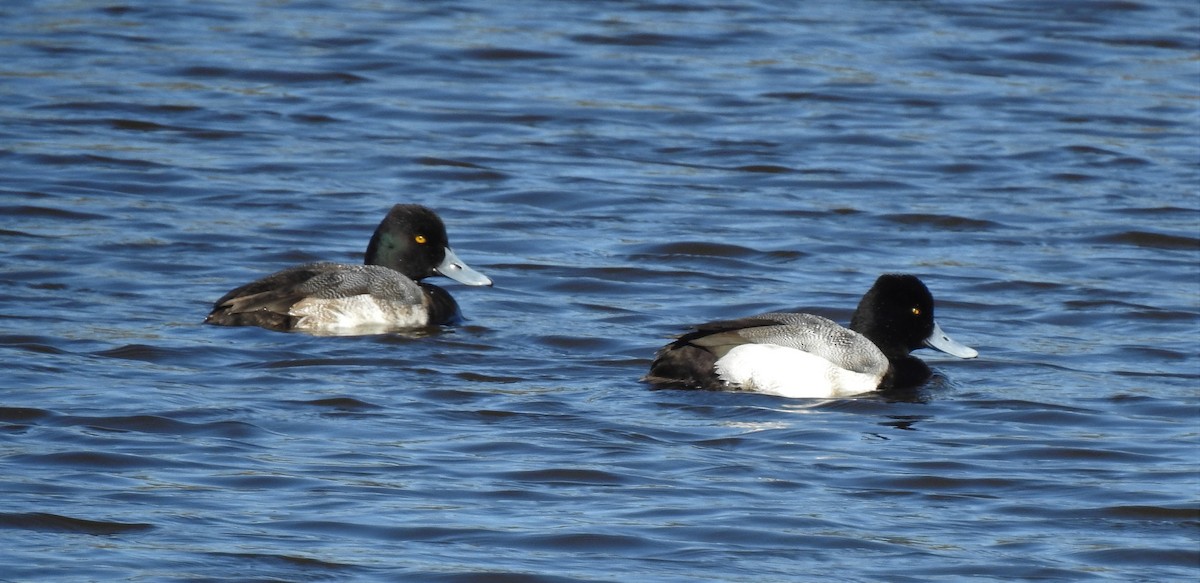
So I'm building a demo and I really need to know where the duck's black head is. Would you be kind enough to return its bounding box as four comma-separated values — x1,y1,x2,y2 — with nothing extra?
364,204,491,287
849,274,937,358
364,204,449,280
851,273,977,388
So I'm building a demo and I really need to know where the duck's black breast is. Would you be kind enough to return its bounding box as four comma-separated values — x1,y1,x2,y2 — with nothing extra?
420,282,462,326
879,355,933,391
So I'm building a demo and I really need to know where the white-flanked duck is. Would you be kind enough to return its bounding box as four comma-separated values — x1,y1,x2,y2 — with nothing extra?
644,274,977,398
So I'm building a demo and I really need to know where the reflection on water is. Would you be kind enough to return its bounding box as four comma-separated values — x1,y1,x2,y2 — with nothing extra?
1,0,1198,581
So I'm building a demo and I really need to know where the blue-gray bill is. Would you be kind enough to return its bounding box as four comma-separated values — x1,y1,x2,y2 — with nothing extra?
924,321,978,359
436,247,493,286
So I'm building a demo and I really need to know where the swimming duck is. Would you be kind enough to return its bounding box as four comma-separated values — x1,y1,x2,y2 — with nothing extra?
205,204,492,335
643,274,977,398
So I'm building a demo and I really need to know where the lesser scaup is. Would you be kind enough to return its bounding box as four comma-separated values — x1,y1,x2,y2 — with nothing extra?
205,204,492,335
643,274,977,398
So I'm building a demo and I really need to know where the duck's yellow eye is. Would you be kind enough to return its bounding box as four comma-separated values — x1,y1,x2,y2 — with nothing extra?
911,307,921,316
414,235,427,244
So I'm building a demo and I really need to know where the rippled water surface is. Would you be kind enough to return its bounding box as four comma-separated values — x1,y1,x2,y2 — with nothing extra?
2,1,1198,581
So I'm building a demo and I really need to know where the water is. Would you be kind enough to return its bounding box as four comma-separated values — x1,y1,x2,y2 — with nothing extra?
1,1,1198,581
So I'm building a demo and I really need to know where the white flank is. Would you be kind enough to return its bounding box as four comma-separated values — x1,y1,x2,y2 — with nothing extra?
290,295,425,335
714,344,883,399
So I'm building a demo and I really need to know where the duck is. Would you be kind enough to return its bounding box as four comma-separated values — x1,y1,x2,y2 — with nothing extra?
205,204,492,335
642,274,977,398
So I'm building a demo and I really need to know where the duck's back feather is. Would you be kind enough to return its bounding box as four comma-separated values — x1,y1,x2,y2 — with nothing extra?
693,313,888,376
205,263,430,331
644,312,889,393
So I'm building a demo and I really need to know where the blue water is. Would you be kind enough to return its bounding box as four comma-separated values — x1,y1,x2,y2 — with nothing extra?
2,1,1198,581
